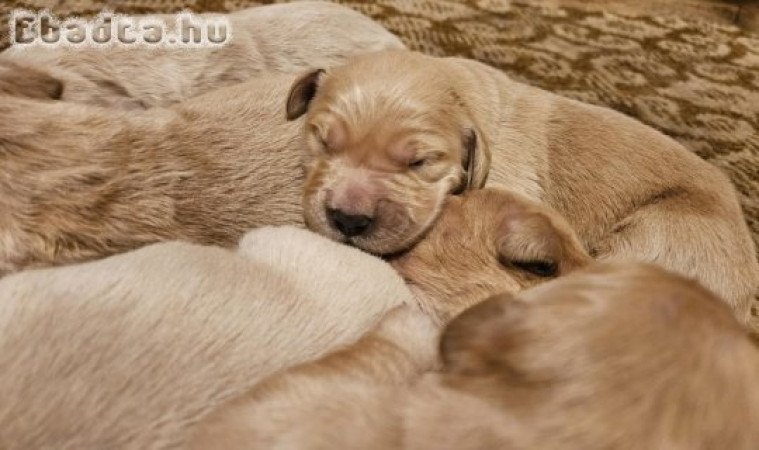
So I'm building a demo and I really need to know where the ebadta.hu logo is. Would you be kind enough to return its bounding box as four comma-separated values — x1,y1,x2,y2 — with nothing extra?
9,10,231,48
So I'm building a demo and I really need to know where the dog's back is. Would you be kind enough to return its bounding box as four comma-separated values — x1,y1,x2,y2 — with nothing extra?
0,226,407,449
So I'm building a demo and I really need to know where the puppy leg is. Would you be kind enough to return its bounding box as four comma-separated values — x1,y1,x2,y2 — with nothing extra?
592,194,758,323
186,305,440,450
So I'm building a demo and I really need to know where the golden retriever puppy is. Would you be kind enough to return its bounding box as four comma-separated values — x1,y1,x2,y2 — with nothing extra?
189,262,759,450
0,2,403,108
0,189,589,449
0,52,588,289
286,50,759,322
392,188,591,323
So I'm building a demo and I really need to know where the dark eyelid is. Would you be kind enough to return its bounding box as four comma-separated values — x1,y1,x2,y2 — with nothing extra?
410,150,445,164
502,258,559,278
409,158,426,168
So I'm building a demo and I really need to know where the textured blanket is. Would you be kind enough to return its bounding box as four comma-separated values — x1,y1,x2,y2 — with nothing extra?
1,0,757,325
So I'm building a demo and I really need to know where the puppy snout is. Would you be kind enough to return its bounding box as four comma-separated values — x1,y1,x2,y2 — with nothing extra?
327,208,374,237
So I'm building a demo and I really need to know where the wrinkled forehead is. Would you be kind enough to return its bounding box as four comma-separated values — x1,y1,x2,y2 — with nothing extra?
315,65,464,125
439,191,510,226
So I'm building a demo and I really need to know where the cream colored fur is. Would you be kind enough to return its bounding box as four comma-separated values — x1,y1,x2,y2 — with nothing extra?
0,189,592,449
0,226,409,449
189,262,759,450
0,2,404,108
290,50,759,322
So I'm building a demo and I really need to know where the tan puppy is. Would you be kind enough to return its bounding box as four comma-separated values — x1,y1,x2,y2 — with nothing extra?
189,262,759,450
286,50,759,321
392,188,591,323
0,55,588,292
0,189,589,449
0,2,404,108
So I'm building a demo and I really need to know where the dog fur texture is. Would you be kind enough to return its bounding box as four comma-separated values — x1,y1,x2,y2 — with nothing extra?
0,226,409,449
287,50,759,322
0,188,590,448
391,188,591,323
0,2,404,108
189,262,759,450
0,74,307,273
0,58,590,308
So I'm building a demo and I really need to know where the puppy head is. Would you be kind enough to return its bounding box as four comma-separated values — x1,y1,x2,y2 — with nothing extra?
440,263,759,449
0,61,63,100
287,51,490,254
391,188,590,323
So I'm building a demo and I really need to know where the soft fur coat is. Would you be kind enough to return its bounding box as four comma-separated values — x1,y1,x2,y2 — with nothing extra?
0,226,409,449
0,74,306,273
0,2,404,108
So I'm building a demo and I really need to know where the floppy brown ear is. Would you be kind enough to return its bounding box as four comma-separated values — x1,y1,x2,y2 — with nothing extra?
496,196,591,278
0,61,63,100
285,68,324,121
440,293,526,376
454,127,490,194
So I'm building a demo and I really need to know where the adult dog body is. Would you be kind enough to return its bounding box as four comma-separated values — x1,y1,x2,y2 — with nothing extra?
288,50,758,320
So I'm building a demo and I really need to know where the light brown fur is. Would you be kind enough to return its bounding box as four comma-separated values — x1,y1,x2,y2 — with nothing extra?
0,73,588,301
0,2,404,108
189,262,759,450
0,189,588,449
0,226,411,449
288,50,759,322
0,74,306,273
392,188,591,323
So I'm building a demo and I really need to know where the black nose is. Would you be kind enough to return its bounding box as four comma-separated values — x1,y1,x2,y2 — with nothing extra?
327,208,373,237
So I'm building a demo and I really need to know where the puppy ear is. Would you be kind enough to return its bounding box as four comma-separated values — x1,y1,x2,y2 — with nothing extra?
0,62,63,100
440,293,527,376
285,68,325,121
497,195,590,278
454,127,490,194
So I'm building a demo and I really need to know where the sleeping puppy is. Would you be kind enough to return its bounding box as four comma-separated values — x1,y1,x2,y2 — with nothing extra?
0,189,589,449
391,188,590,323
286,50,759,322
0,2,403,108
189,262,759,450
0,53,589,289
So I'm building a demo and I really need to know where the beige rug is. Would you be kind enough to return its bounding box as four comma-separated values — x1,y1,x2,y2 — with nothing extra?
2,0,758,325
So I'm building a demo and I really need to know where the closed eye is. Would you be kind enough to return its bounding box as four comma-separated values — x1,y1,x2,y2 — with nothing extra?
508,259,558,277
408,150,445,169
409,158,427,169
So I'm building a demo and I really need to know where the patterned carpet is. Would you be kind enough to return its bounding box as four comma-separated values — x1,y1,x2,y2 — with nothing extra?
1,0,758,324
